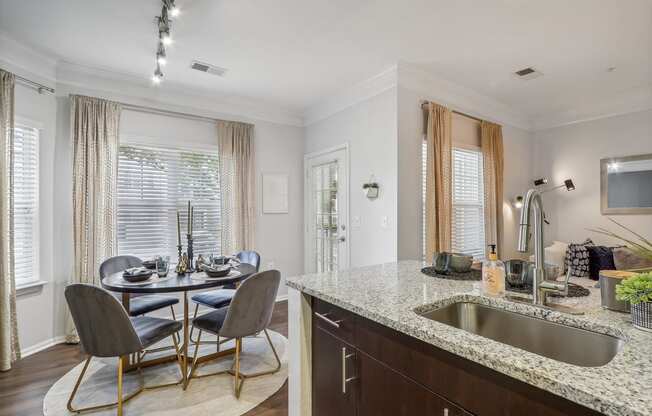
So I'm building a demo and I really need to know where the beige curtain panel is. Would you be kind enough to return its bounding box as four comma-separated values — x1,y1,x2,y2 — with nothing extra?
217,120,255,255
66,95,121,343
424,101,453,259
0,69,20,371
481,121,504,258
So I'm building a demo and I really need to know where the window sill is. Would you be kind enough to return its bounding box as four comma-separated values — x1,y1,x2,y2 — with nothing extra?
16,280,48,297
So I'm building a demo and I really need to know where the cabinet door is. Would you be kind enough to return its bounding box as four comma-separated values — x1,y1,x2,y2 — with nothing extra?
358,352,468,416
312,325,357,416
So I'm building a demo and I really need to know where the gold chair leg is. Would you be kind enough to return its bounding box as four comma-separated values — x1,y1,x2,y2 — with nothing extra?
117,357,124,416
66,356,92,413
189,304,200,343
170,306,180,345
234,338,242,398
67,355,145,414
188,329,203,382
227,330,281,399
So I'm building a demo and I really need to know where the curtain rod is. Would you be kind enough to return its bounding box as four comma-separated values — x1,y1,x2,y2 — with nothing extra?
13,73,55,94
119,102,253,126
420,101,483,123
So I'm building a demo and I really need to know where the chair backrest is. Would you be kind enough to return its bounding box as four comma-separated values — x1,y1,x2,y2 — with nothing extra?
99,255,142,279
236,250,261,272
220,270,280,339
65,284,142,357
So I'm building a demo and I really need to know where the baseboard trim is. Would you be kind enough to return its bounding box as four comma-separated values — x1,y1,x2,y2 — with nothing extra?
20,336,67,358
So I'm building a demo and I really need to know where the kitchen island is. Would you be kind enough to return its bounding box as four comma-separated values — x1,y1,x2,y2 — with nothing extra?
286,261,652,416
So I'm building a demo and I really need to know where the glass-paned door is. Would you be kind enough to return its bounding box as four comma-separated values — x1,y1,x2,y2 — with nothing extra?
305,147,349,273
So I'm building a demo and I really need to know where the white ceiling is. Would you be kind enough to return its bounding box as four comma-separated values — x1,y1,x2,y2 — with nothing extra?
1,0,650,121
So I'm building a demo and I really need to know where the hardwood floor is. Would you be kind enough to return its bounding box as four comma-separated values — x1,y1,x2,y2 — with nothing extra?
0,300,289,416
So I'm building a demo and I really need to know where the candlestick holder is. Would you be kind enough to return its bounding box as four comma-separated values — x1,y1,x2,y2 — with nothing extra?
186,234,195,273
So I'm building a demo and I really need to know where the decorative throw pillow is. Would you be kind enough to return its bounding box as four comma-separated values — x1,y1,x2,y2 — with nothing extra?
565,238,594,278
586,245,616,280
613,247,652,270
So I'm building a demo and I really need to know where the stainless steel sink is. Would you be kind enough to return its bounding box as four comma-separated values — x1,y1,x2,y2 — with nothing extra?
418,302,624,367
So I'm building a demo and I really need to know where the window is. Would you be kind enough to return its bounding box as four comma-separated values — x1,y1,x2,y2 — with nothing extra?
117,144,221,260
451,147,485,259
13,124,39,284
422,142,486,260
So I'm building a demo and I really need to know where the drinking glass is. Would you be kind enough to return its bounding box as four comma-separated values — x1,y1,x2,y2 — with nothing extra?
157,256,170,277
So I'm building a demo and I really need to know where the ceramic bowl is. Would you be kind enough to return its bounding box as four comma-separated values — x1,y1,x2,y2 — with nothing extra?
202,264,232,278
449,253,474,273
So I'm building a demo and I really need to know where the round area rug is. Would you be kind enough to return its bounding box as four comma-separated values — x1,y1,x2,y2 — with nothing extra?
43,330,288,416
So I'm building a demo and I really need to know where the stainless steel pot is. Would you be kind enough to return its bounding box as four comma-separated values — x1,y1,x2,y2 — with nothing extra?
599,271,635,313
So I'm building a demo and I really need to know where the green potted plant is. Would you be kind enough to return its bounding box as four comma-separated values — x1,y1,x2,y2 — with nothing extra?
616,272,652,331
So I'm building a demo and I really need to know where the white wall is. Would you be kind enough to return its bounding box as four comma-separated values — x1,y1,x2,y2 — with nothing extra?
397,85,534,262
533,110,652,246
305,87,399,268
13,83,61,354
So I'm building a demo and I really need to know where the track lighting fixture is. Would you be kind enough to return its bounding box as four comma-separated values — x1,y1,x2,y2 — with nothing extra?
151,0,181,85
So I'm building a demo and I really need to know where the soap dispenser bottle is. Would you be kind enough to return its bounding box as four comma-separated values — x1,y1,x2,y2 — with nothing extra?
482,244,505,297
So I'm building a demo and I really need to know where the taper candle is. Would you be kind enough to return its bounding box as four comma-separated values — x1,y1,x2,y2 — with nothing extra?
176,211,181,245
190,206,194,236
187,200,191,232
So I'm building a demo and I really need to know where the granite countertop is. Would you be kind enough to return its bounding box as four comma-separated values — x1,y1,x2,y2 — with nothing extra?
286,260,652,416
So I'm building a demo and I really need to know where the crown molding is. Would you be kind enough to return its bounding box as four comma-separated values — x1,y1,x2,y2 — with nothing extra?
531,85,652,131
0,31,58,86
397,62,532,131
303,65,398,126
55,61,304,127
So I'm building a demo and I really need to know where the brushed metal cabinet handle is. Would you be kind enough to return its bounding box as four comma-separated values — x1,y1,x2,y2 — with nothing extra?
341,347,356,394
315,312,342,328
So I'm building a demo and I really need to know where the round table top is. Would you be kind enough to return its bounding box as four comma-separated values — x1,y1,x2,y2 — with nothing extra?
101,263,257,294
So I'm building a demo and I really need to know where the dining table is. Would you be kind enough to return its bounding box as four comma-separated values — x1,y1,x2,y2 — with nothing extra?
101,262,257,389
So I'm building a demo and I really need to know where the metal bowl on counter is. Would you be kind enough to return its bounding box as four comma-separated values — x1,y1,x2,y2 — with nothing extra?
504,260,560,288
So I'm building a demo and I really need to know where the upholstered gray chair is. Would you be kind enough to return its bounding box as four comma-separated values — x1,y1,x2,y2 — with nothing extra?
100,255,179,317
188,269,281,398
65,284,183,416
189,250,261,342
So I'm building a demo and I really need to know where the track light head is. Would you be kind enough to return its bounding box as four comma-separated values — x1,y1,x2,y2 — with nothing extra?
156,42,167,65
161,32,172,45
152,64,163,84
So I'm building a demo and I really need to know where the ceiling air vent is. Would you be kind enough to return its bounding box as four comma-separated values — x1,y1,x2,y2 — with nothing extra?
190,60,227,77
514,67,543,80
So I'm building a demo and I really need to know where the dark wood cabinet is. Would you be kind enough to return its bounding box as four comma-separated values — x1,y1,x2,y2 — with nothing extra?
312,297,605,416
312,324,357,416
358,351,468,416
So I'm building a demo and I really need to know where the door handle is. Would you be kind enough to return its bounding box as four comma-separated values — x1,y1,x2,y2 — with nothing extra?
341,347,357,394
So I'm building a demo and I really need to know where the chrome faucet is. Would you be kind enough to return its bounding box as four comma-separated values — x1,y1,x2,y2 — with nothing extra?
517,188,571,307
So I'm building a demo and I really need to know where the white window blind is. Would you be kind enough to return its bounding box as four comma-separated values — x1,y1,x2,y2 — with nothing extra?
13,125,39,284
422,142,486,260
117,144,221,260
451,147,485,259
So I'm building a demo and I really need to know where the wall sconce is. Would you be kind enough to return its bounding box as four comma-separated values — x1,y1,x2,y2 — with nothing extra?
513,195,523,208
363,178,379,200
